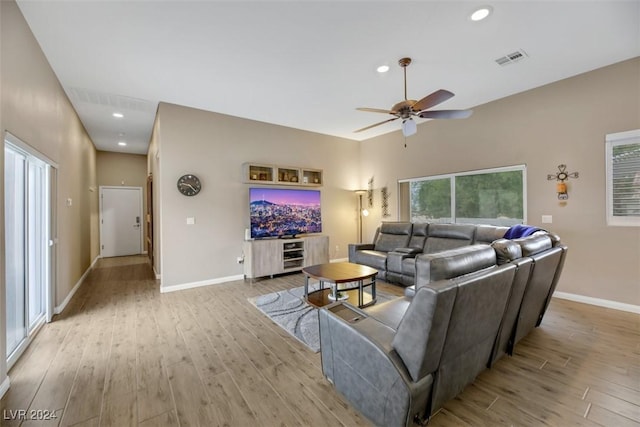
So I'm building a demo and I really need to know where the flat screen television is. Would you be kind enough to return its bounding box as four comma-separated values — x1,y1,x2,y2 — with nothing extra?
249,188,322,239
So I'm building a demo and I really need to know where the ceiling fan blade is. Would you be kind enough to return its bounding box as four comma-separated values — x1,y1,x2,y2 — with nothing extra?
354,117,399,133
356,107,394,114
412,89,455,112
418,109,473,119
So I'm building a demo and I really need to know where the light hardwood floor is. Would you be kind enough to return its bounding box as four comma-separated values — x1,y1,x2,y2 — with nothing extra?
1,256,638,426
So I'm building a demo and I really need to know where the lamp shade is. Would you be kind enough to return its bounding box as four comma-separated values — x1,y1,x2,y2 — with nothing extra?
402,118,417,137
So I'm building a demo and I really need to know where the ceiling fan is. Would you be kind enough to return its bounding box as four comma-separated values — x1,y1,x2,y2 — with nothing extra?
355,57,472,137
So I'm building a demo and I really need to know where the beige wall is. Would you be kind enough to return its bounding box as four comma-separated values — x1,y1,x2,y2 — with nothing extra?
359,58,640,306
97,151,147,189
154,103,360,289
96,151,148,248
1,0,99,387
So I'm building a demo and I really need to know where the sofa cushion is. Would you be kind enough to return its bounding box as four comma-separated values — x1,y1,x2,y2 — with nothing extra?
474,225,509,244
513,234,552,257
491,238,523,265
407,223,429,249
401,257,417,275
431,263,516,412
392,284,457,382
415,245,497,288
424,223,476,253
374,222,412,252
513,246,563,346
365,297,411,330
351,250,387,271
547,231,562,247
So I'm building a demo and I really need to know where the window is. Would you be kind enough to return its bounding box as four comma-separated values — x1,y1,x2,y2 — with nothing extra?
399,165,526,226
606,129,640,226
4,132,56,369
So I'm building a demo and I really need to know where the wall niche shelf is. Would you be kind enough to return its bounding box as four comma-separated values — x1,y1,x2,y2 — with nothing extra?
243,162,322,187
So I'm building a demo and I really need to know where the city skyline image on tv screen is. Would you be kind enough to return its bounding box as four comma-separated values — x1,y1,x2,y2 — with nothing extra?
249,188,322,238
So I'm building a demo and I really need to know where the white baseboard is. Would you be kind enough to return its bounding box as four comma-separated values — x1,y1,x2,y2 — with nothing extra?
0,376,10,399
160,274,245,293
54,255,100,315
553,291,640,314
331,257,349,263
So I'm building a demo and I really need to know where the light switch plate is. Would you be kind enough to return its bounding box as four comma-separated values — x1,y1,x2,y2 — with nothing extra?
541,215,553,224
186,217,195,225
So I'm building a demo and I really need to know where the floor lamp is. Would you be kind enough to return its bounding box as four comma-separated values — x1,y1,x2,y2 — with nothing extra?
355,190,369,243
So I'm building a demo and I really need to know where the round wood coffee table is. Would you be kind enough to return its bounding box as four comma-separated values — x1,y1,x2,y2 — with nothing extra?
302,262,378,308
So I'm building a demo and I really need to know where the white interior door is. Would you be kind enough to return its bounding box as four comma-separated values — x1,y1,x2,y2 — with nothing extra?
100,187,142,257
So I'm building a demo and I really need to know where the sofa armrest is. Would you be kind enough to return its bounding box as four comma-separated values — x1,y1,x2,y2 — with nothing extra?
388,248,421,274
319,302,428,426
320,302,400,380
348,243,375,261
394,247,422,255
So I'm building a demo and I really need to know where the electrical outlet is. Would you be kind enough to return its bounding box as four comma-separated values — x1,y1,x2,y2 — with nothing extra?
541,215,553,224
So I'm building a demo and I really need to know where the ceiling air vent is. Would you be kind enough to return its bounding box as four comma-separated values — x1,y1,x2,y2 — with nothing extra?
66,87,156,113
495,49,528,66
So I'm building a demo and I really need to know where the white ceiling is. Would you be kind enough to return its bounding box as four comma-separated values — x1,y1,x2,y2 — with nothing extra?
16,1,640,155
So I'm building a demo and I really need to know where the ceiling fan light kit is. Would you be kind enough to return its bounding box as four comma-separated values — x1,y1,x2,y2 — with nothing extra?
355,57,473,137
402,118,417,137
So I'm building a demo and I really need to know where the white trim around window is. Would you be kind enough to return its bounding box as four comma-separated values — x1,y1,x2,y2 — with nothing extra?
605,129,640,227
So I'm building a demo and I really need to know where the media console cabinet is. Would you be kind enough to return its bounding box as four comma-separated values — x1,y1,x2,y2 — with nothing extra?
243,235,329,279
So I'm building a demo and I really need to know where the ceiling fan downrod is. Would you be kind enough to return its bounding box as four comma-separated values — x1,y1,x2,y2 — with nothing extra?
399,57,412,101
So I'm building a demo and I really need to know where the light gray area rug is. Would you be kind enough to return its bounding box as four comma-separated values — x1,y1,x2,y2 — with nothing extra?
248,283,396,353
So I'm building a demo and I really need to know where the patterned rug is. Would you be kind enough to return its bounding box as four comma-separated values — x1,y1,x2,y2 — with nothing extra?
248,283,396,353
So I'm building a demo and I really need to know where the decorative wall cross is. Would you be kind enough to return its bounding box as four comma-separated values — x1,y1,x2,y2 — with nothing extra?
547,164,579,200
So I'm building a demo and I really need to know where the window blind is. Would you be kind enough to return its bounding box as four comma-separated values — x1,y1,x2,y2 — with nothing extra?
606,129,640,226
611,142,640,217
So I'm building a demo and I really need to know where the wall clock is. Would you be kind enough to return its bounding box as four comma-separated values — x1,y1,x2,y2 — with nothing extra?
177,174,201,196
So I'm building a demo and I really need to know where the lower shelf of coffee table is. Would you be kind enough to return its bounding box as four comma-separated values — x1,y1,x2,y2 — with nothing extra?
306,287,375,308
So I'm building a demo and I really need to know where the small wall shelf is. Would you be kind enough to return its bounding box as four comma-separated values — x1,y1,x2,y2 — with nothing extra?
245,163,274,183
243,162,322,187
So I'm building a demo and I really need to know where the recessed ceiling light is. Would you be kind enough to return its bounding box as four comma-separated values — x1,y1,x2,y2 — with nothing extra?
118,141,127,146
112,112,124,118
377,64,390,73
470,6,492,21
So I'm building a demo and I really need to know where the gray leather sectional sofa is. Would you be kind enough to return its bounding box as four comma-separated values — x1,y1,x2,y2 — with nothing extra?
349,222,510,285
321,223,567,426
